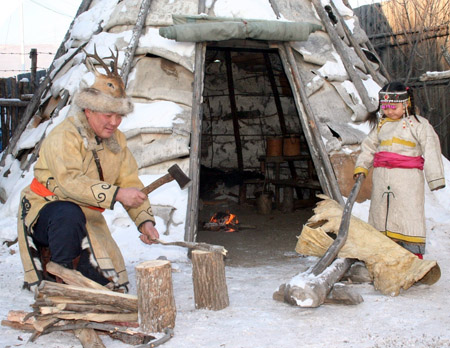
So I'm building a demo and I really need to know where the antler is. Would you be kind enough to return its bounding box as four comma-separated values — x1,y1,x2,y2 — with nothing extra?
84,45,120,77
83,45,126,99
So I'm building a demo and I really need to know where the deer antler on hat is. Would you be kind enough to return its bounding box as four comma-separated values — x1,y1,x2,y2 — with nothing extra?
74,46,133,115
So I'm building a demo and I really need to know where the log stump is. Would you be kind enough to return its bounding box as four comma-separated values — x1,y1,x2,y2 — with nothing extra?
135,260,176,333
191,250,229,310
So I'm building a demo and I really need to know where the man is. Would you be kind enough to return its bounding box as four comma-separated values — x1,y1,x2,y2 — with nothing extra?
17,54,158,290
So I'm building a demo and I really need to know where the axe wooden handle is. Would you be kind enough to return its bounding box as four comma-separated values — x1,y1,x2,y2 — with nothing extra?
154,239,227,256
141,173,174,195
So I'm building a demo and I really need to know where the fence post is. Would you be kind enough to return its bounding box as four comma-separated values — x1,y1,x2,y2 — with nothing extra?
30,48,37,93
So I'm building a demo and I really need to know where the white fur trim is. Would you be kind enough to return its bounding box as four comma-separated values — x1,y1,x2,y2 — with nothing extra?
74,88,134,115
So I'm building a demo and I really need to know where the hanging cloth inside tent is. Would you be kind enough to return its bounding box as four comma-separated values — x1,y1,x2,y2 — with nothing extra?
159,15,322,42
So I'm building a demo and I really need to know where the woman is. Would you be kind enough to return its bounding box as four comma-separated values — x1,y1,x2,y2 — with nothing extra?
354,82,445,258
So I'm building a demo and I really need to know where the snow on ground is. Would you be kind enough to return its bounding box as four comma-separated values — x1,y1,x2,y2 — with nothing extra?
0,157,450,347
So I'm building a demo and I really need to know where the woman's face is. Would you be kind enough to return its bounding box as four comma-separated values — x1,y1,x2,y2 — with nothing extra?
381,102,405,120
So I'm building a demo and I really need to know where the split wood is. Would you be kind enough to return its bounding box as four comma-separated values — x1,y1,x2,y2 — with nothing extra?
2,261,172,347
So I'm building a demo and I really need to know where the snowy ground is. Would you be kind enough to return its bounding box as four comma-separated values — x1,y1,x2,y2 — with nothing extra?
1,158,450,348
1,244,450,348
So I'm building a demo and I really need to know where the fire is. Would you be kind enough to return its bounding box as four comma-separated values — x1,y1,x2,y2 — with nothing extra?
204,212,239,232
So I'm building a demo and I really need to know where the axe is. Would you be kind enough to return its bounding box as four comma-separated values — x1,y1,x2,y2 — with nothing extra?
141,164,191,195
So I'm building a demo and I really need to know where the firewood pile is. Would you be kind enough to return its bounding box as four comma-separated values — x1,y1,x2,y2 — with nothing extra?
2,262,173,347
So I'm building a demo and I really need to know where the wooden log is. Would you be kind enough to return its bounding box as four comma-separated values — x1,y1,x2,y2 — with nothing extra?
60,303,126,314
41,320,155,345
191,250,229,310
40,312,137,323
2,310,35,331
0,99,29,107
1,319,34,332
33,317,61,333
419,70,450,81
45,261,110,291
74,328,106,348
135,260,176,333
34,296,93,306
38,281,138,312
273,258,354,308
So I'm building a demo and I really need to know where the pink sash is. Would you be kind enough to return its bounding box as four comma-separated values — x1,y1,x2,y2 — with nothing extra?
373,151,424,170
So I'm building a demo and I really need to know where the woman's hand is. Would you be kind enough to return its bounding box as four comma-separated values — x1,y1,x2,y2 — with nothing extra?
353,172,366,180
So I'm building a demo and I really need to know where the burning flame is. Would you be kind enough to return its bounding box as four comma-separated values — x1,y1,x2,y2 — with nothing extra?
206,212,239,232
209,212,239,225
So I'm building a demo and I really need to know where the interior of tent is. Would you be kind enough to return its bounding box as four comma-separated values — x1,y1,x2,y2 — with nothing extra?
196,42,322,264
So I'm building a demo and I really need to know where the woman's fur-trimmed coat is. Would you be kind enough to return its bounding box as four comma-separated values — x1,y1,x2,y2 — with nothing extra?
17,109,155,288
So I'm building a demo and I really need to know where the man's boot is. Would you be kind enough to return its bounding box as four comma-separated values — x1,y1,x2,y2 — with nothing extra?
76,249,110,286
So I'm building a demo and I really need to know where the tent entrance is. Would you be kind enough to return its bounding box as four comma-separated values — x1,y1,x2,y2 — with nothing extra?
195,44,322,262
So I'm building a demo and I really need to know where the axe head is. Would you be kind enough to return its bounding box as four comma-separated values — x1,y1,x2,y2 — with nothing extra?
168,164,191,189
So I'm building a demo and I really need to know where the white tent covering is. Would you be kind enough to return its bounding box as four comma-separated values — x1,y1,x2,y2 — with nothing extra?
0,0,387,243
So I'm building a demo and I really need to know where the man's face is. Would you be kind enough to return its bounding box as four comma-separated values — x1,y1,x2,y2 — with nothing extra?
85,109,123,139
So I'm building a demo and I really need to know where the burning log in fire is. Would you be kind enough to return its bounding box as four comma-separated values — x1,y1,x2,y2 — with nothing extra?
203,212,239,232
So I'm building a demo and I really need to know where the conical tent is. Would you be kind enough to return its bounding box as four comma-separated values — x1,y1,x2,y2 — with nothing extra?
0,0,388,243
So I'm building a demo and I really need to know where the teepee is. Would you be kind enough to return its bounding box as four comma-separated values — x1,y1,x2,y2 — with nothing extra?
0,0,388,243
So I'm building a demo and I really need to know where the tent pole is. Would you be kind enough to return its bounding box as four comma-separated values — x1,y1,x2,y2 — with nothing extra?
263,52,302,200
278,44,344,205
185,0,206,242
310,0,377,113
224,50,246,204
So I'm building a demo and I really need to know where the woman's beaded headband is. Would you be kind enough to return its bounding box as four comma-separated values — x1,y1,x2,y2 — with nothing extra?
379,90,409,103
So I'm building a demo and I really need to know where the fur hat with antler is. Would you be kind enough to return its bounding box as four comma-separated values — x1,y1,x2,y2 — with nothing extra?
74,47,134,115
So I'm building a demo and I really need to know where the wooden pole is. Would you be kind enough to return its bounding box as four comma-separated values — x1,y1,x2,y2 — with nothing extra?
185,0,206,243
278,44,344,205
224,50,246,203
310,0,377,113
263,52,302,200
135,260,176,333
121,0,153,86
224,50,244,172
328,3,385,86
29,48,37,92
191,250,229,310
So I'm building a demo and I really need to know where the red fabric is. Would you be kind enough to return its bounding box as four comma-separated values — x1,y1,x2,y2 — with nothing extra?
414,253,423,259
30,178,105,212
374,151,424,170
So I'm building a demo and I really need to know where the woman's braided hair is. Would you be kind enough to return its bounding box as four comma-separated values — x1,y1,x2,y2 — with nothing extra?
366,81,419,129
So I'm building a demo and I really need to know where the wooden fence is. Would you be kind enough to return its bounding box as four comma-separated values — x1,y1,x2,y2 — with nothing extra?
0,48,46,151
354,2,450,158
0,77,32,151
